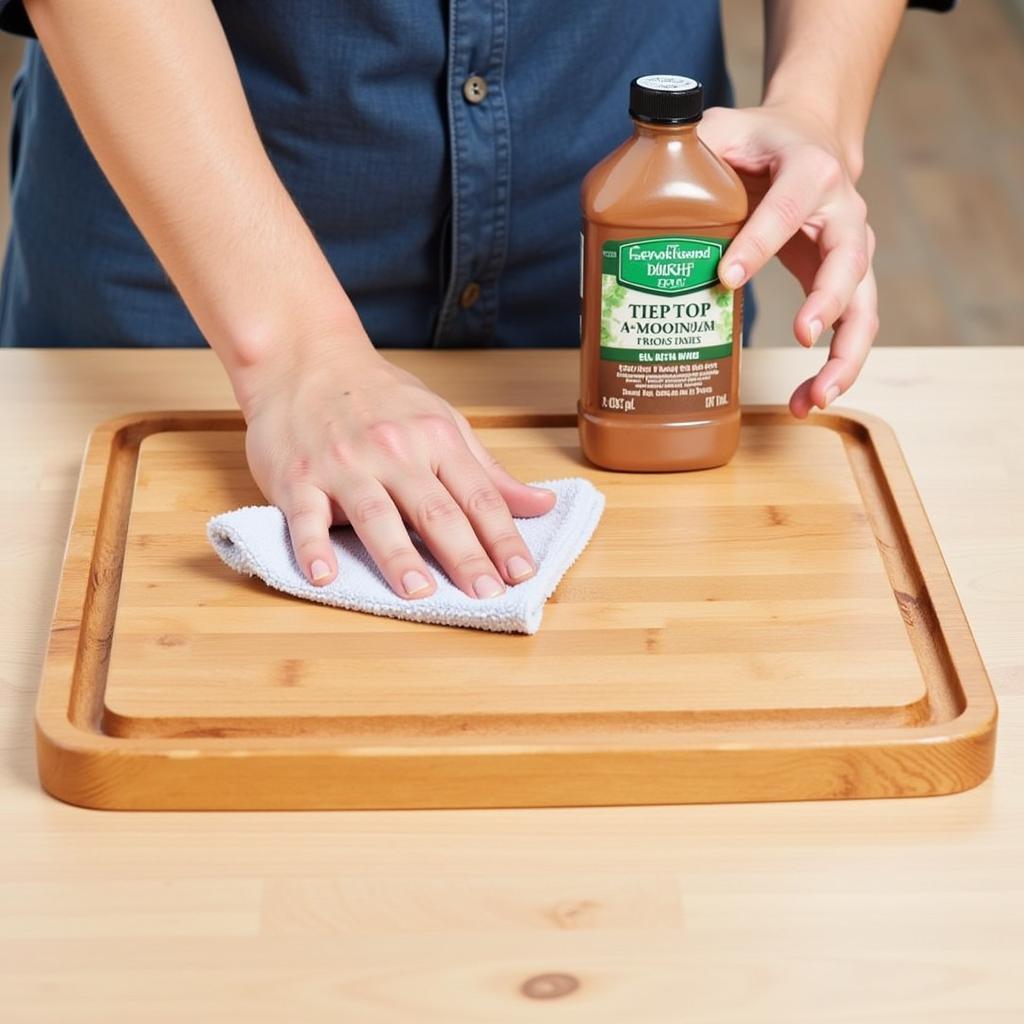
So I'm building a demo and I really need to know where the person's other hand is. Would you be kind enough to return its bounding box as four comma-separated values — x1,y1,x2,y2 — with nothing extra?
241,339,557,597
698,104,878,418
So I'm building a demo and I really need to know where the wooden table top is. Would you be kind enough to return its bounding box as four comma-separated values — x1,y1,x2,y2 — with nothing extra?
2,347,1022,1021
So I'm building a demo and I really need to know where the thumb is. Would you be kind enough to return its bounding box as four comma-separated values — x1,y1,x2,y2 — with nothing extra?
695,104,745,157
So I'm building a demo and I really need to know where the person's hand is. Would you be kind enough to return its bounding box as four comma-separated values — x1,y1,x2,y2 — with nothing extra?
698,104,878,418
239,337,557,599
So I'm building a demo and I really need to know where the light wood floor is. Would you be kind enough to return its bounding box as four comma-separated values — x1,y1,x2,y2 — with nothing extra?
0,1,1021,347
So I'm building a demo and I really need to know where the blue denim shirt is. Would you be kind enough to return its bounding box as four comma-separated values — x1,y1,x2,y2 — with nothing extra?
0,0,952,349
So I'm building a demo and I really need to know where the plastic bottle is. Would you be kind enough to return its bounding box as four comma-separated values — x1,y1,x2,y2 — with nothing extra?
579,75,748,471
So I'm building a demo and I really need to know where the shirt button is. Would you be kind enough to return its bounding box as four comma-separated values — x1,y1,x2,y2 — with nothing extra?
462,75,488,104
459,281,481,308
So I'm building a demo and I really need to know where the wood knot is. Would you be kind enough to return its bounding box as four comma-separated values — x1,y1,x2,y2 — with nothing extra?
278,659,303,687
520,973,580,1000
550,899,600,929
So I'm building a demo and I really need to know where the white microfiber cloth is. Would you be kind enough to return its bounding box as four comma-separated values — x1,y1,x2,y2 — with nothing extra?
206,478,605,634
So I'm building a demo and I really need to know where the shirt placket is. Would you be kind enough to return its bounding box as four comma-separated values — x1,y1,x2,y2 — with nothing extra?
433,0,511,347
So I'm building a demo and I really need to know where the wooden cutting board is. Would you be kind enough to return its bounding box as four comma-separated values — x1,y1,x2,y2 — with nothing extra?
35,408,996,810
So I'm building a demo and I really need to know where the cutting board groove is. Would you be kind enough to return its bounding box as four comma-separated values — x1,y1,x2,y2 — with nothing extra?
35,408,996,809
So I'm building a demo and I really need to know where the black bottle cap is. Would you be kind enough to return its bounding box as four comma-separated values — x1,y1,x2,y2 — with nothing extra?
629,74,703,124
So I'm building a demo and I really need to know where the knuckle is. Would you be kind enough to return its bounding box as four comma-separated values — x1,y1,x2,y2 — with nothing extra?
365,420,408,459
288,503,324,528
323,419,351,461
351,495,394,526
848,246,870,280
417,413,462,448
374,544,415,569
451,551,492,575
417,491,461,527
814,152,843,190
742,229,772,262
291,535,324,556
487,530,524,552
464,484,506,517
769,191,804,234
284,455,311,483
328,437,354,467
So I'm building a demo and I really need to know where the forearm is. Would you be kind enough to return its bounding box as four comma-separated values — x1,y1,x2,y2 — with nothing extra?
761,0,904,177
25,0,367,406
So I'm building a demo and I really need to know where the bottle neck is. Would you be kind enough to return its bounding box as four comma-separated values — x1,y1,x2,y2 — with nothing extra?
631,118,700,140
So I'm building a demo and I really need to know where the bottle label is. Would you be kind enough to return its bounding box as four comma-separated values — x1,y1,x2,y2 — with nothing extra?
598,235,739,415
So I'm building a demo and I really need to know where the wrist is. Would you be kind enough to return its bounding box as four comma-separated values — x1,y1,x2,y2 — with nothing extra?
225,310,380,421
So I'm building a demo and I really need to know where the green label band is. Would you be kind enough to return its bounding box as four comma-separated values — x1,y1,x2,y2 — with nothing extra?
601,342,733,364
602,236,726,297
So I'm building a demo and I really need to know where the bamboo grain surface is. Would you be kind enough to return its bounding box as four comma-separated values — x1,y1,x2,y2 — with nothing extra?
33,398,995,808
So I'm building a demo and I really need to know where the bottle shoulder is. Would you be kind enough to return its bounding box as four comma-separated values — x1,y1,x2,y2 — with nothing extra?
581,133,748,229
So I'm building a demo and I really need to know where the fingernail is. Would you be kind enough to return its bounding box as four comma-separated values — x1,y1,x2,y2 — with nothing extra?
402,570,432,596
473,575,505,599
808,319,823,346
721,263,745,288
310,559,332,582
507,555,535,581
823,385,841,407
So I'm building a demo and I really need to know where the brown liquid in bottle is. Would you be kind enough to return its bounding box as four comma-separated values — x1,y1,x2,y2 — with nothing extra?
579,75,748,471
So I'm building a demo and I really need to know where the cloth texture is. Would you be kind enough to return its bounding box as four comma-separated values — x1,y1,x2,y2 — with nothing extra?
207,477,605,635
